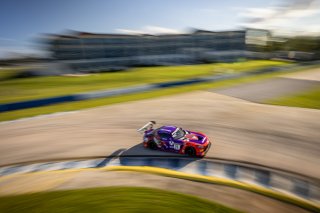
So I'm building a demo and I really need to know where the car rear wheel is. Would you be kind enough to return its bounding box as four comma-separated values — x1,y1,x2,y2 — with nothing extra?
148,141,158,150
185,147,196,157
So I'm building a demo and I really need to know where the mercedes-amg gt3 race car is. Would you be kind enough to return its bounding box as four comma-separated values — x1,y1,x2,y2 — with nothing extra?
137,121,211,157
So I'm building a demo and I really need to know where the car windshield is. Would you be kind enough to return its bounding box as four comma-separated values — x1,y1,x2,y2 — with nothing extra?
172,128,186,139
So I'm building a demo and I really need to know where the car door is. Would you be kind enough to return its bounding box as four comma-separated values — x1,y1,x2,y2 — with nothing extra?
159,132,183,152
169,139,183,152
158,132,171,150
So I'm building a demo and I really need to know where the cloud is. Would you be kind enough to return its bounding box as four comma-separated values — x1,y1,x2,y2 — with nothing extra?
241,0,320,22
237,0,320,33
116,25,182,35
116,29,144,35
239,8,277,19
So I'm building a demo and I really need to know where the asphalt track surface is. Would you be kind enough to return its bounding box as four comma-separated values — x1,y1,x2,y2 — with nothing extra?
1,90,319,179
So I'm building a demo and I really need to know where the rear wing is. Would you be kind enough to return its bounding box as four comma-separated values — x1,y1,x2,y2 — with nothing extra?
137,121,156,133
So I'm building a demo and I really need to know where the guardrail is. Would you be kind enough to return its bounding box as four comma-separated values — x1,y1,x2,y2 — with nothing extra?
0,63,311,113
0,156,319,206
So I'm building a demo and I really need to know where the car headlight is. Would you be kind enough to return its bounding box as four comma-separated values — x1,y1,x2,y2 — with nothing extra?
144,137,149,142
197,145,204,148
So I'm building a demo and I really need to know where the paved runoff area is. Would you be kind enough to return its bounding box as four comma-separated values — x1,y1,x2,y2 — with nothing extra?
284,67,320,81
213,77,319,102
213,67,320,103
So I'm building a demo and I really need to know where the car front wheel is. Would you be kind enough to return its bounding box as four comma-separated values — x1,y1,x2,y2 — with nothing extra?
185,147,196,157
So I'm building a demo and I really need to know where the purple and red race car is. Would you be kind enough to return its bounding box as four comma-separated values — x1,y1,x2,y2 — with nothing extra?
137,121,211,157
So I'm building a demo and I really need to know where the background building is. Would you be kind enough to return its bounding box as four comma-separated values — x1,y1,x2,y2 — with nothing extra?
46,29,247,73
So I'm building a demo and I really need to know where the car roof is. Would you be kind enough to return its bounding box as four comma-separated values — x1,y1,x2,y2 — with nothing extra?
158,125,178,134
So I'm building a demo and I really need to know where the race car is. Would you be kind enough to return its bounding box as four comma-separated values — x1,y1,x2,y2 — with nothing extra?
137,121,211,157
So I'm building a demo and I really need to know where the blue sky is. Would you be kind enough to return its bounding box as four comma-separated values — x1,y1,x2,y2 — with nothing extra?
0,0,319,58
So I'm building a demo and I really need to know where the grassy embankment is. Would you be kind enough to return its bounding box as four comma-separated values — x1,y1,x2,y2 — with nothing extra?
0,60,300,121
0,186,242,213
0,60,288,104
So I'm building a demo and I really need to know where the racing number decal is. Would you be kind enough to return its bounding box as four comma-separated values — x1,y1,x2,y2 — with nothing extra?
169,141,180,150
173,143,180,150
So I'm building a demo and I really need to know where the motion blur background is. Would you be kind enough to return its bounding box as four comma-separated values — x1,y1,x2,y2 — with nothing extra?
0,0,319,213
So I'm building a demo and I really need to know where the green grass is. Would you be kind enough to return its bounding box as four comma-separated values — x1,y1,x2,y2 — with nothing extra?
266,86,320,109
0,186,242,213
0,60,289,103
0,66,313,122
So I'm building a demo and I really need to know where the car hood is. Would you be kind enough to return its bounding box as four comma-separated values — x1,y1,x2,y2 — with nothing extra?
184,131,207,144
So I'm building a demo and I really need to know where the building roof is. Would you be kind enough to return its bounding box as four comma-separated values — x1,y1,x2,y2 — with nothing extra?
45,28,249,41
